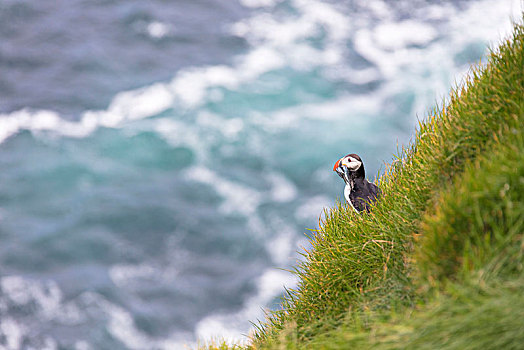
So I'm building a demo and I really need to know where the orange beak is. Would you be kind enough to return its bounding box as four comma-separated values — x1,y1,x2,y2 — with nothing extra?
333,158,342,171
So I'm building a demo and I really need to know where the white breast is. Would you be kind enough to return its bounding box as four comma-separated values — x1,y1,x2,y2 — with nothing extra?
344,183,357,212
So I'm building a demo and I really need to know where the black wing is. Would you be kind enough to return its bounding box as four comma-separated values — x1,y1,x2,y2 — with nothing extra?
350,179,380,213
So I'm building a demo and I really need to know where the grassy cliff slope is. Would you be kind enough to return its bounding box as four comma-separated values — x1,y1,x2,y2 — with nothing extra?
203,19,523,350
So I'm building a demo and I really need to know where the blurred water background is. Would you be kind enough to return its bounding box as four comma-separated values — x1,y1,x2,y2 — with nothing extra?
0,0,521,348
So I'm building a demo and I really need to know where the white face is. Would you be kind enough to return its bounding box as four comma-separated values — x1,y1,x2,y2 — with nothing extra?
341,156,362,171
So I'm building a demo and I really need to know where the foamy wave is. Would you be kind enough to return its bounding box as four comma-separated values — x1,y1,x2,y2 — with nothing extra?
0,0,519,147
0,84,174,145
351,0,521,114
0,274,195,349
0,109,96,144
109,255,181,291
372,20,438,51
0,317,26,350
109,263,162,288
146,21,171,39
195,269,297,342
267,172,297,203
0,276,84,348
0,0,348,143
232,0,350,71
0,275,82,324
264,218,298,265
77,291,192,349
449,0,522,43
240,0,282,8
184,166,262,216
295,195,332,222
183,164,300,223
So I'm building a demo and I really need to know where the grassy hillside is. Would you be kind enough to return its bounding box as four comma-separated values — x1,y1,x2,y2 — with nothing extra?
202,19,523,350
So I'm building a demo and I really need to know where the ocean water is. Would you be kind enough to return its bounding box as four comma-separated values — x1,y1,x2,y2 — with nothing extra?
0,0,520,348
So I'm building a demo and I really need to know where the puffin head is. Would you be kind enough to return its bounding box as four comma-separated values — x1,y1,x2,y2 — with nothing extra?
333,153,365,184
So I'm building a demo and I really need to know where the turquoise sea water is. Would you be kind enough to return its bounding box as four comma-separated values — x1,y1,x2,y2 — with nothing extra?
0,0,520,348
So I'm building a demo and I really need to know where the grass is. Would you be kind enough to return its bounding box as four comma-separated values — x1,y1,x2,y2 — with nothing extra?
201,18,524,349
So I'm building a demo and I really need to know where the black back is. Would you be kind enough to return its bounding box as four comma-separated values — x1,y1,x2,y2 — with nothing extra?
349,177,380,212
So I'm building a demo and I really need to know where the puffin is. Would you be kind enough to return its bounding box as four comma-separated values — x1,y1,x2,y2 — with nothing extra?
333,153,380,213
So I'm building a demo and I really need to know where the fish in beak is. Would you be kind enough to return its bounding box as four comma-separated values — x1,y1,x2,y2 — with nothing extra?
333,158,350,184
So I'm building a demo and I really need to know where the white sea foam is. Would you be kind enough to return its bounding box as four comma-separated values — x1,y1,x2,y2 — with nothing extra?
1,276,62,319
184,166,262,216
42,337,58,350
295,195,332,222
0,0,519,147
0,0,355,146
182,164,298,222
372,21,438,51
0,317,25,350
76,291,191,349
267,172,297,202
74,340,93,350
265,224,297,265
357,0,392,20
449,0,522,44
0,109,92,144
196,112,245,140
109,263,159,288
147,21,170,39
152,118,201,151
232,0,350,71
351,0,521,113
103,298,152,349
106,83,174,122
418,3,455,21
170,65,239,108
0,275,85,326
240,0,282,8
0,276,88,348
195,269,297,342
109,259,180,292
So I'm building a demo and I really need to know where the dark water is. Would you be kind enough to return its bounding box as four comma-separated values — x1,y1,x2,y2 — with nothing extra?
0,0,519,348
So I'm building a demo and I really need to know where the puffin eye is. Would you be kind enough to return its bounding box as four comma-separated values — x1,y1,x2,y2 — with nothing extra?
345,157,362,171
